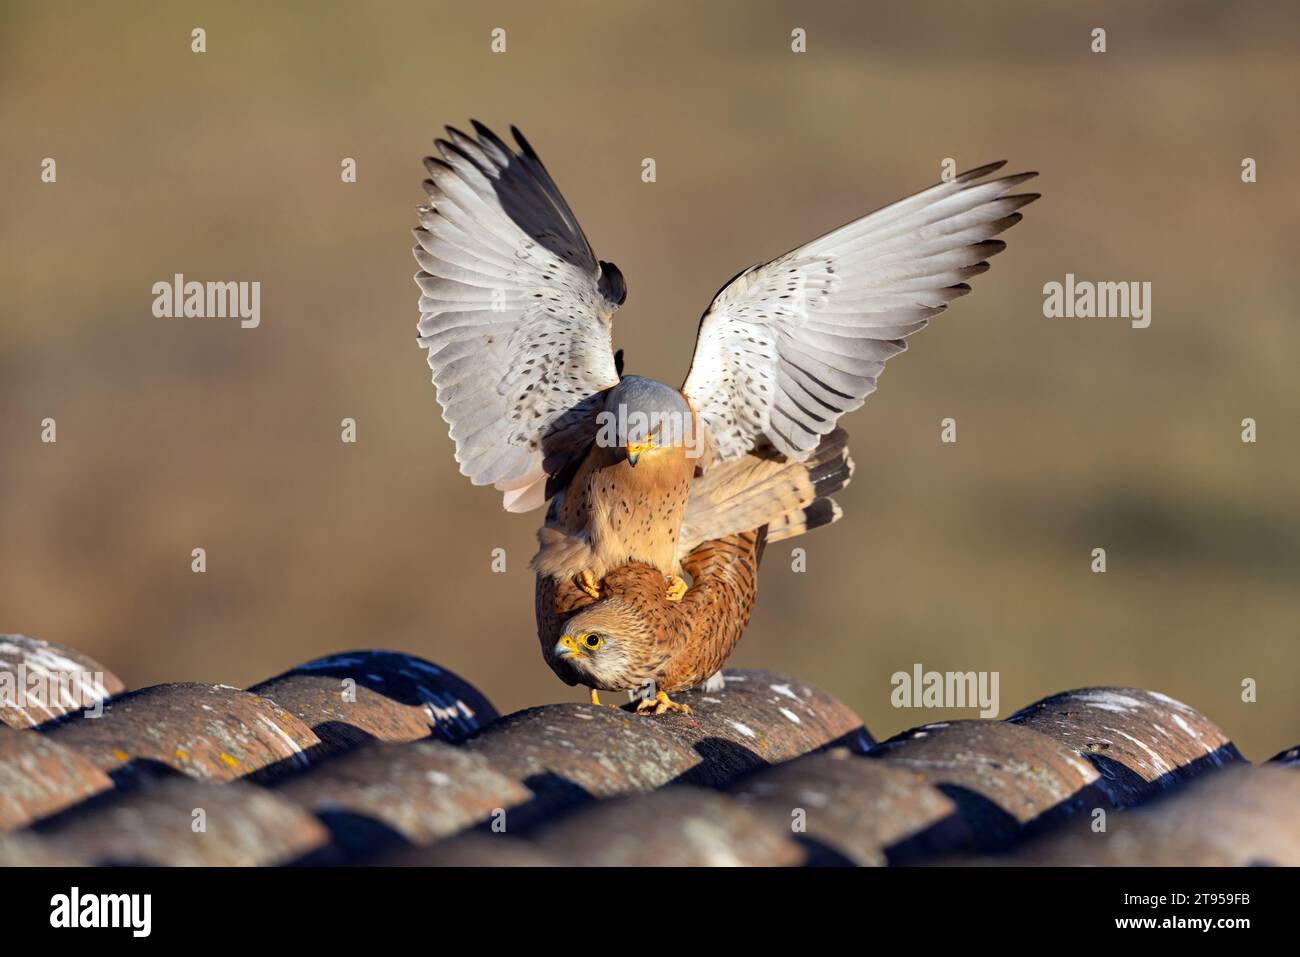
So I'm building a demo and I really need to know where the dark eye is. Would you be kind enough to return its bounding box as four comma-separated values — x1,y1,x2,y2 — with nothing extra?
581,632,603,650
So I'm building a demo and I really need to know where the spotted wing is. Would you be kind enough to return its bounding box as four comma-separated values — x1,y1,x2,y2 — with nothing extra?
682,162,1038,462
414,122,626,512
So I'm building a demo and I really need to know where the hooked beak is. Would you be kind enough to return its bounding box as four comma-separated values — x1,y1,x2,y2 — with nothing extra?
625,439,652,467
555,635,586,660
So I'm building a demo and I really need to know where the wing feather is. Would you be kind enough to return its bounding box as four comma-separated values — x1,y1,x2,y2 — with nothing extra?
682,164,1038,461
413,123,623,511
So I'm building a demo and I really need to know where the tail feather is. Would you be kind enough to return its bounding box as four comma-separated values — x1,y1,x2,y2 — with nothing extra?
764,495,844,545
678,429,853,556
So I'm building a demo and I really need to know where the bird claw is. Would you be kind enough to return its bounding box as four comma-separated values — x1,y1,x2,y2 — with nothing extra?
664,575,688,602
634,690,692,716
590,688,618,708
577,569,601,600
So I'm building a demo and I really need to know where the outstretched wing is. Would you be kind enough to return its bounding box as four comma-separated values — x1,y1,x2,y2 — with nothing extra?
414,122,626,512
681,162,1038,463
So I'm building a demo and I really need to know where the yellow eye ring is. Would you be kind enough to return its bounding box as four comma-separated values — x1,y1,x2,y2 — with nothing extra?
580,632,603,650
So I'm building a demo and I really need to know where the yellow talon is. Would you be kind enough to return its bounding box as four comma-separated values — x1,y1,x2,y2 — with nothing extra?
635,690,692,716
665,575,688,602
589,688,618,709
577,569,601,600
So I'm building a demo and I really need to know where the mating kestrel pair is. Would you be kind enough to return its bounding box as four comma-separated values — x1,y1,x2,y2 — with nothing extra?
414,122,1036,712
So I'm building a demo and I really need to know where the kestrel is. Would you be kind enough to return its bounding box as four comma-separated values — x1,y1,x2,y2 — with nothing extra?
413,121,1036,629
536,429,853,711
540,529,767,715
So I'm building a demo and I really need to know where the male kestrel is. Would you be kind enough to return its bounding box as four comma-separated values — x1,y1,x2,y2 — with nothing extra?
413,121,1036,631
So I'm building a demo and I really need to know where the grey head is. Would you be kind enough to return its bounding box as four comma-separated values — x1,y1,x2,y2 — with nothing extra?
598,375,695,463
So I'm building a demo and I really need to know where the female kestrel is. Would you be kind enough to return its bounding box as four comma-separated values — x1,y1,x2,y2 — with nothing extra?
413,122,1036,608
540,529,767,714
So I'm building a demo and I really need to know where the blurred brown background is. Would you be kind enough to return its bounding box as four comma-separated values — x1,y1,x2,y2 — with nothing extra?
2,1,1296,759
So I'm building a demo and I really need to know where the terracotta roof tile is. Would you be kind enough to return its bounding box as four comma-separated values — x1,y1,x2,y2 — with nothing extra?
0,633,1294,866
39,682,317,783
0,777,327,866
0,634,123,729
273,740,530,862
529,787,804,866
998,765,1300,866
0,727,113,830
462,703,712,824
614,669,871,784
728,747,968,865
250,651,497,755
869,719,1103,850
1007,687,1243,805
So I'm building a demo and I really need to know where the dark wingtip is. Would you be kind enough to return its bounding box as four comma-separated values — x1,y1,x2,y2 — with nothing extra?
598,260,626,307
423,154,455,172
511,125,539,160
470,119,513,156
958,160,1008,182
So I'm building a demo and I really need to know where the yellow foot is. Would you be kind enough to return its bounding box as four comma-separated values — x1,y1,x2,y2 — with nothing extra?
664,575,688,602
577,569,601,600
589,688,617,708
635,690,692,716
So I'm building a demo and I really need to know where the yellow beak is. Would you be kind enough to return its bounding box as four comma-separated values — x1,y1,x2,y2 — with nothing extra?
556,635,586,659
626,439,653,467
